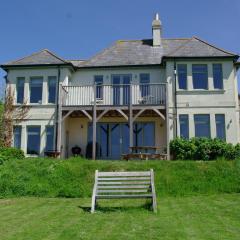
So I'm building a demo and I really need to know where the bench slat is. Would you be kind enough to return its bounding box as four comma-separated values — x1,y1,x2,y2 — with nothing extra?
96,194,153,199
97,181,150,185
97,189,149,193
97,185,150,189
98,177,150,181
98,171,151,177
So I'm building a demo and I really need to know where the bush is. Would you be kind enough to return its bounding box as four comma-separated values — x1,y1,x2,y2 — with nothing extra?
170,138,240,160
0,147,25,164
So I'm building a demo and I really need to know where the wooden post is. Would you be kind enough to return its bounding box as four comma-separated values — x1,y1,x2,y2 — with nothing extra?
92,84,97,160
129,84,133,152
57,83,62,157
165,82,170,160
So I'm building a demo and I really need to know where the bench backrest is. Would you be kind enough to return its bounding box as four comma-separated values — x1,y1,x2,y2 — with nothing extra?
94,170,154,198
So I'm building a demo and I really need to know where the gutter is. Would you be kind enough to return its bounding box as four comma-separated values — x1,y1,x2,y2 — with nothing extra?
174,59,178,138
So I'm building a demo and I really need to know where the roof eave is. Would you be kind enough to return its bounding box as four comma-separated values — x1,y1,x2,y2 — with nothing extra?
0,63,75,70
76,63,163,69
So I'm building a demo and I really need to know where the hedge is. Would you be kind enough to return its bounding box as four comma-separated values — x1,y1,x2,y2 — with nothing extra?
170,138,240,160
0,147,25,164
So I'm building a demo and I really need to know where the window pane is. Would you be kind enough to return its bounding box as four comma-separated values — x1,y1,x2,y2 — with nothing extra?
177,65,187,89
140,73,150,97
194,114,210,138
215,114,225,140
27,126,41,155
17,78,25,104
192,65,208,89
213,64,223,89
46,126,54,151
179,115,189,139
94,75,103,99
13,126,21,148
30,77,43,103
48,76,57,103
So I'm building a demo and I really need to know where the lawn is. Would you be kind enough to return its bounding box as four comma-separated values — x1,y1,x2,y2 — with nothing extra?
0,194,239,240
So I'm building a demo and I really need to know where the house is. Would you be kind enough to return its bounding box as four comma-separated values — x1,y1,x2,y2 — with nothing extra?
1,14,239,160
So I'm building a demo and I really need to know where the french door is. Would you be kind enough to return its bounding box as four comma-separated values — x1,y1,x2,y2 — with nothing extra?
112,74,131,105
88,122,155,159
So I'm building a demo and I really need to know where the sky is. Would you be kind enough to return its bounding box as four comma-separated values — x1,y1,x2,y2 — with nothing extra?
0,0,240,98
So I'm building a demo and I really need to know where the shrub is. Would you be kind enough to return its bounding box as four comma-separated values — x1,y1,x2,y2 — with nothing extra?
0,147,25,164
170,138,240,160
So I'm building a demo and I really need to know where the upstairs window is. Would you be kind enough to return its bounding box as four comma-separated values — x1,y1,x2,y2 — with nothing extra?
48,76,57,103
192,64,208,90
27,126,41,155
13,126,22,149
179,115,189,139
194,114,211,138
140,73,150,97
30,77,43,103
213,64,223,89
94,75,103,99
177,65,187,89
215,114,226,140
16,77,25,104
45,126,55,151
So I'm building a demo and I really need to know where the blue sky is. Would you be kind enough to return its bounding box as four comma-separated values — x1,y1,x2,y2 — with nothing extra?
0,0,240,98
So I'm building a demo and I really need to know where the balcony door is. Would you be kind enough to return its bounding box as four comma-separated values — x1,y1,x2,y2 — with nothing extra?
112,74,131,105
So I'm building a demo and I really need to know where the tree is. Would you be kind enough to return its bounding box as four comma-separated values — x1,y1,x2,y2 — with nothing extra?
0,100,4,147
2,86,29,147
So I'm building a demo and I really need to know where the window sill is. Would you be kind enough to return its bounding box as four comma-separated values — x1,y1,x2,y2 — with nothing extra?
176,89,225,95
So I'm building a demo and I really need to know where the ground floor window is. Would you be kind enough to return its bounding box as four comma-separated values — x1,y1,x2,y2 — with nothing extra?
88,122,155,159
27,126,41,155
13,126,22,148
179,115,189,139
194,114,210,138
45,126,55,151
215,114,226,140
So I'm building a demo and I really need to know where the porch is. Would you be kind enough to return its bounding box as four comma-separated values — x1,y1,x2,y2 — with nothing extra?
57,83,169,159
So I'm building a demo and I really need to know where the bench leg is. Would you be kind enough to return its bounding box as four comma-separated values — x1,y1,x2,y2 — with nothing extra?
152,194,157,213
91,194,96,213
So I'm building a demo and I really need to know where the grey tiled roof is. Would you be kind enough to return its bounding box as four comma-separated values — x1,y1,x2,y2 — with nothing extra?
78,37,237,68
2,37,238,68
2,49,68,66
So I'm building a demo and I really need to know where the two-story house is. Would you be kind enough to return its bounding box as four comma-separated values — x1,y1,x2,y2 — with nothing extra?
1,14,239,160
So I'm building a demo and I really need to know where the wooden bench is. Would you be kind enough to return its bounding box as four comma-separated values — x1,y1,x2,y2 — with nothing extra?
91,169,157,213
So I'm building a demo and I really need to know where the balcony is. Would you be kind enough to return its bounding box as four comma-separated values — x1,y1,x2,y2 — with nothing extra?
61,83,166,107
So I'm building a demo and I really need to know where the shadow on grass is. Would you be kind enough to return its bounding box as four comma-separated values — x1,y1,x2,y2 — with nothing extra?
78,201,152,213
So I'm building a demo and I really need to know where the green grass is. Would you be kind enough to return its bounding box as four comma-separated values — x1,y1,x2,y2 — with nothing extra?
0,194,239,240
0,158,240,198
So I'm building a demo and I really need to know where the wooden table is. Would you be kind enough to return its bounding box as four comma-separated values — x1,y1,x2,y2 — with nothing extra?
130,146,158,153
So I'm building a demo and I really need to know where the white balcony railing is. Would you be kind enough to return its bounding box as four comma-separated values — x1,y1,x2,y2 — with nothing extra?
61,83,166,106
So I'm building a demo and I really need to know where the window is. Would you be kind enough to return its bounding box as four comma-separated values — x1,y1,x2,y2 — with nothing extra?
140,73,150,97
177,65,187,89
179,115,189,139
30,77,43,103
13,126,21,148
215,114,226,140
46,126,55,151
194,114,211,138
16,77,25,103
94,75,103,99
27,126,41,155
192,65,208,89
213,64,223,89
48,76,57,103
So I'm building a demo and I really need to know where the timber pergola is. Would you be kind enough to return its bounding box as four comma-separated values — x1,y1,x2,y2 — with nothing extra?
58,83,170,160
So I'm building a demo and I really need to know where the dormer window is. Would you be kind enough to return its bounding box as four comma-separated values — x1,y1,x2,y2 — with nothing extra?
30,77,43,104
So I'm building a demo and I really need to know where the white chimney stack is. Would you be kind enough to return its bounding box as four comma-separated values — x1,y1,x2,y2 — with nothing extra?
152,13,162,47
